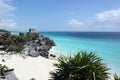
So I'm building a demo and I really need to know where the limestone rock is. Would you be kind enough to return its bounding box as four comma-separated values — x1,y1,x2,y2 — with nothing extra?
21,37,55,58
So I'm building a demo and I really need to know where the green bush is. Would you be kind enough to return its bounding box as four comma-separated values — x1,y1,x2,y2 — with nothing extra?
0,31,40,53
50,51,109,80
0,29,55,54
0,64,9,76
0,29,9,33
30,78,36,80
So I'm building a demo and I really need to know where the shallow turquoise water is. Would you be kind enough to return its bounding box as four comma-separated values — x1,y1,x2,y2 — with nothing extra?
41,32,120,74
11,31,120,74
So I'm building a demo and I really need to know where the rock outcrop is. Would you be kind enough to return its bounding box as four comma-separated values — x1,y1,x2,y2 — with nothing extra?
21,37,56,58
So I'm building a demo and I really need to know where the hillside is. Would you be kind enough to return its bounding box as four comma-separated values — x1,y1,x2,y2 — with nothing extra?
0,29,56,58
0,29,9,33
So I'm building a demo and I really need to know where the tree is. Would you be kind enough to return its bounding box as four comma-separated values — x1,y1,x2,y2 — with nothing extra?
50,51,109,80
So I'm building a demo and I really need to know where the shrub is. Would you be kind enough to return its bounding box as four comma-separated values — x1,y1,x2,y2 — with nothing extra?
30,78,36,80
0,64,9,76
50,51,109,80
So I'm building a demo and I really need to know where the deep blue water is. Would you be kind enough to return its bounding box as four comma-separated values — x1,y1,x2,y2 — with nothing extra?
40,32,120,74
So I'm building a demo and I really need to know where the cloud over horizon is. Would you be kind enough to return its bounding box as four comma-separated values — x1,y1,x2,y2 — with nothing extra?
89,9,120,31
0,19,17,28
68,19,83,27
0,0,17,30
67,9,120,31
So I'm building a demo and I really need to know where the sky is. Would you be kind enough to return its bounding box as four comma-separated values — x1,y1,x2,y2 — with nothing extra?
0,0,120,32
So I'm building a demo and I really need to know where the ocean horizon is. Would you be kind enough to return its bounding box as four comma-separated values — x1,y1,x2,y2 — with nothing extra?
40,32,120,75
12,31,120,75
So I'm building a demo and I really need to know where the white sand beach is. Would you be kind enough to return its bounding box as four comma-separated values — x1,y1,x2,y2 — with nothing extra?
0,54,57,80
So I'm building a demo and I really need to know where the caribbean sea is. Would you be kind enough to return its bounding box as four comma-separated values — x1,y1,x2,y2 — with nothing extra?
11,31,120,74
40,32,120,74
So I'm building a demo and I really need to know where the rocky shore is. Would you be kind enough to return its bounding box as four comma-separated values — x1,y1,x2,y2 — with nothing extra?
0,29,56,58
0,29,57,80
21,36,56,58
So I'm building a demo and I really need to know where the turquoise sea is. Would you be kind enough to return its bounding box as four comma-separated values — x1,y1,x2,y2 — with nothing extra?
40,32,120,74
12,31,120,74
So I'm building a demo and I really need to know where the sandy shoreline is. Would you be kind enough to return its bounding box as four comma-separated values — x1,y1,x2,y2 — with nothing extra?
0,53,115,80
0,54,57,80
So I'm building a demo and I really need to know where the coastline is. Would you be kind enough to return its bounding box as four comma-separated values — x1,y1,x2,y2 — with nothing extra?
0,31,119,79
0,53,116,80
0,54,57,80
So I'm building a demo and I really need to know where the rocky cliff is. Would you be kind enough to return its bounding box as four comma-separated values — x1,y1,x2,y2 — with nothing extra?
21,36,56,58
0,29,56,58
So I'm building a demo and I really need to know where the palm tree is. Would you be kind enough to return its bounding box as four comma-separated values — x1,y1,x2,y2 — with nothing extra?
113,73,120,80
50,51,109,80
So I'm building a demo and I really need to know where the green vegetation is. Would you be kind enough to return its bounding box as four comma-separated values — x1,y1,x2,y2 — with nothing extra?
0,64,9,76
30,78,36,80
45,37,56,46
0,29,10,33
0,29,56,54
26,32,40,41
113,73,120,80
50,51,109,80
0,32,25,52
0,30,40,53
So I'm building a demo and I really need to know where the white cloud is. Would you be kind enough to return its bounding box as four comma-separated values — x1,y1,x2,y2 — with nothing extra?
0,19,17,29
68,19,83,27
90,9,120,28
0,0,17,30
0,0,15,18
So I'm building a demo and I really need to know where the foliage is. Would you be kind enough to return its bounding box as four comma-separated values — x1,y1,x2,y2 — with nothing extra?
0,64,9,76
19,32,24,36
26,32,39,41
0,29,55,53
113,73,120,80
50,51,109,80
0,30,40,53
0,29,9,33
45,37,56,46
16,44,25,53
0,32,25,52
